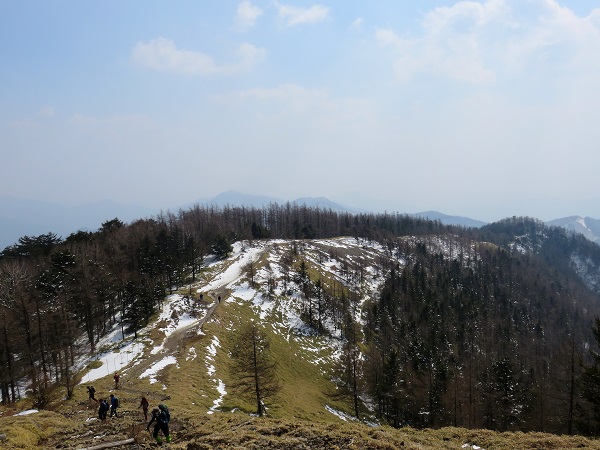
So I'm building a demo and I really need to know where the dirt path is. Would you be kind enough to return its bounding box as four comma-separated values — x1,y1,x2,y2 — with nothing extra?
162,292,222,354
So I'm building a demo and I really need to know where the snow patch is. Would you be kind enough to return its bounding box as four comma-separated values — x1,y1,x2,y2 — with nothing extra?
82,340,145,383
140,356,177,384
207,379,227,414
325,405,357,422
186,347,197,361
15,409,38,416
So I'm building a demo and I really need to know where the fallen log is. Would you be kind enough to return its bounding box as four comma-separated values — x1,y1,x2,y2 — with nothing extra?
78,437,135,450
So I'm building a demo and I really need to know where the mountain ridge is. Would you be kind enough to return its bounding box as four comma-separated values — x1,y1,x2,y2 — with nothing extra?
546,215,600,244
2,192,600,251
3,209,600,446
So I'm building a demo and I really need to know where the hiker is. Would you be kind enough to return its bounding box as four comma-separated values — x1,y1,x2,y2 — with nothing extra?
87,385,96,401
109,393,119,417
114,372,120,389
218,295,221,303
98,399,109,420
139,395,149,421
147,404,171,444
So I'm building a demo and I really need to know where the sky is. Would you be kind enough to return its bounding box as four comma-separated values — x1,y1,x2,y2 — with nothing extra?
2,0,600,223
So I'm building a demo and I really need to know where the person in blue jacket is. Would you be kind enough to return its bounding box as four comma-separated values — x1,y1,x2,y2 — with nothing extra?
109,393,119,417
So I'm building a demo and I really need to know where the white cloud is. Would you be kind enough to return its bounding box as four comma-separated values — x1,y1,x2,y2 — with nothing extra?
351,17,363,31
375,28,405,48
275,2,329,27
237,42,266,67
235,0,263,30
376,0,600,85
131,37,265,75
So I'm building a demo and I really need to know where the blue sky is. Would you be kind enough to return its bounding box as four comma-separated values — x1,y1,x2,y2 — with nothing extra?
2,0,600,222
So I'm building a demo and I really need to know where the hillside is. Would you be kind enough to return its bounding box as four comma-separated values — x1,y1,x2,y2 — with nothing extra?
2,232,600,448
3,207,600,447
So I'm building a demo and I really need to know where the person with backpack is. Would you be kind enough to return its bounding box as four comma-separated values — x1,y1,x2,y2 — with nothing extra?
98,399,109,420
146,404,171,444
109,393,119,417
114,372,120,389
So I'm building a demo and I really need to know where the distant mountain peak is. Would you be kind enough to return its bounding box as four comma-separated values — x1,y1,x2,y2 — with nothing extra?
197,192,360,213
546,215,600,244
412,210,487,228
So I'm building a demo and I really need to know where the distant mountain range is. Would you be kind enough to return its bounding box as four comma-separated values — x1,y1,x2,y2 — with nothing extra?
414,212,600,244
412,210,488,228
546,216,600,245
195,190,362,213
1,192,599,250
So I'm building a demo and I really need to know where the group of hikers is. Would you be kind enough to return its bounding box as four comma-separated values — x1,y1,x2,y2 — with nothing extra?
86,372,172,444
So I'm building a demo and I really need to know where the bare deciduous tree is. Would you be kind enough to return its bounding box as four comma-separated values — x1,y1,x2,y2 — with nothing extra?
230,321,280,416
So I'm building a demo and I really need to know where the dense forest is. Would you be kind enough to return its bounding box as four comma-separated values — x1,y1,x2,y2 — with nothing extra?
2,204,600,436
363,235,597,433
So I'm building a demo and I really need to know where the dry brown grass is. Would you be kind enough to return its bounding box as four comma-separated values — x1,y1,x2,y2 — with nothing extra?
167,414,600,450
3,404,600,450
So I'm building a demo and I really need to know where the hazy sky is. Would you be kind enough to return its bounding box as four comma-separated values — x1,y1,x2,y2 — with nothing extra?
2,0,599,222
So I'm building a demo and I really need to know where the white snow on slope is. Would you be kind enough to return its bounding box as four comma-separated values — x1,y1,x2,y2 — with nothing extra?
81,331,146,384
15,409,38,416
325,405,357,422
207,379,227,415
140,356,178,384
203,242,267,292
76,236,412,417
151,294,199,355
80,294,211,384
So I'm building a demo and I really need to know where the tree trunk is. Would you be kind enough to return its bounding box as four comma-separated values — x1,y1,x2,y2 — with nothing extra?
252,329,262,416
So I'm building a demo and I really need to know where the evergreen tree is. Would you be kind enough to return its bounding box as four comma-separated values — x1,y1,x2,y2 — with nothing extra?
212,235,233,259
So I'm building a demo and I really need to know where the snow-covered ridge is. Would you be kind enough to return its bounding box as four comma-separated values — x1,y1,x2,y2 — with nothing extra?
78,235,473,417
76,237,399,414
547,216,600,244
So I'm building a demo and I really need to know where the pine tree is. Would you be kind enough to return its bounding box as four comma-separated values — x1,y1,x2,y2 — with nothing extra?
212,235,233,259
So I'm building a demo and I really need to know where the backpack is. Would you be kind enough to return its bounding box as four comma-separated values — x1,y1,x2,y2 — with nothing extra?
159,404,170,423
